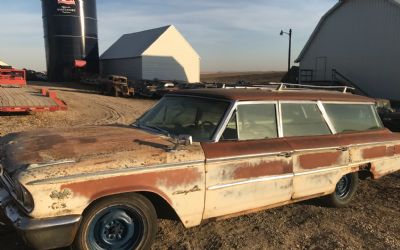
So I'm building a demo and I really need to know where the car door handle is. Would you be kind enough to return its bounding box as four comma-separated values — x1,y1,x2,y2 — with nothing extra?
277,152,293,158
336,146,349,152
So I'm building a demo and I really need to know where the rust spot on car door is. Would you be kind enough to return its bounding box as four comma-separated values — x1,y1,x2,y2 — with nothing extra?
362,146,387,159
233,160,292,179
298,151,342,169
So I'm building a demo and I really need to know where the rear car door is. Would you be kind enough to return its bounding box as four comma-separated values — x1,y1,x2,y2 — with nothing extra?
280,102,350,199
202,102,294,219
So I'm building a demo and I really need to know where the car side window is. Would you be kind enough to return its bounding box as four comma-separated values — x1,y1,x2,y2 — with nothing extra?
281,103,331,137
323,104,383,133
221,104,277,141
221,112,238,140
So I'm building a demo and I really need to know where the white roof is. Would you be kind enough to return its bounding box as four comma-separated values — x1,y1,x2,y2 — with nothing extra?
0,60,8,66
101,25,172,60
296,0,400,62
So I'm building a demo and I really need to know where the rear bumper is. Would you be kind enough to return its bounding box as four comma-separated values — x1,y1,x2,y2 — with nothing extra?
0,186,81,249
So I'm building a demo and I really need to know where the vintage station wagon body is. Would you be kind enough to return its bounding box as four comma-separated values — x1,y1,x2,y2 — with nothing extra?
1,87,400,249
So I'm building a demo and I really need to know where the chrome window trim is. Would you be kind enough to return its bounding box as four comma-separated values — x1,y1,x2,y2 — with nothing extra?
317,101,337,134
277,103,283,138
321,101,376,105
213,100,238,142
371,105,384,128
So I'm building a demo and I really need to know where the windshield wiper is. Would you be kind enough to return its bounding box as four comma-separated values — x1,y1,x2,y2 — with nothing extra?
144,125,172,137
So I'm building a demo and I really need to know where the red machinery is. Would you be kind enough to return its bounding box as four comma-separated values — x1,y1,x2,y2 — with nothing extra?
0,67,27,87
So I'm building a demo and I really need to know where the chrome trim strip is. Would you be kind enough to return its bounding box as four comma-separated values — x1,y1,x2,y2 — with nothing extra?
293,146,340,153
27,160,205,185
27,160,76,170
208,173,294,190
350,140,400,148
207,151,291,163
294,165,347,176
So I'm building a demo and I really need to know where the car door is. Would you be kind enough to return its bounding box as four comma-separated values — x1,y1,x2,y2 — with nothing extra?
280,102,350,199
202,102,294,219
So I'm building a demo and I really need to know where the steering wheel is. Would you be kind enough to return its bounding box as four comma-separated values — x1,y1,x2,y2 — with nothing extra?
201,121,214,127
199,121,214,134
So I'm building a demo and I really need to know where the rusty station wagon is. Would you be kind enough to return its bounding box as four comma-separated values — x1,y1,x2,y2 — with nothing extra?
1,85,400,250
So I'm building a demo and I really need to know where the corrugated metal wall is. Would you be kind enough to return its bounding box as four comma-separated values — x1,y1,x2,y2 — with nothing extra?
100,58,142,80
300,0,400,100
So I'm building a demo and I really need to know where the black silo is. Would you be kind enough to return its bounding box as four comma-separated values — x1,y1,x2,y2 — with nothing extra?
41,0,99,82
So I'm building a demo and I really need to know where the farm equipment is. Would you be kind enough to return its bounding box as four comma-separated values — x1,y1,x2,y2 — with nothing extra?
0,67,27,87
100,75,134,97
0,66,66,113
0,88,67,113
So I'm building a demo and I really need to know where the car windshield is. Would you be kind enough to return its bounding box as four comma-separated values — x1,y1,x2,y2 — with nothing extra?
136,96,230,141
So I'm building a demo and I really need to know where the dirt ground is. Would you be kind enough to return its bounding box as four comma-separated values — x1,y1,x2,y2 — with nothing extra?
0,73,399,250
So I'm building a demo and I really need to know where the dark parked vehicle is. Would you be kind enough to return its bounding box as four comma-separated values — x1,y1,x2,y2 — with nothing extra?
100,75,134,97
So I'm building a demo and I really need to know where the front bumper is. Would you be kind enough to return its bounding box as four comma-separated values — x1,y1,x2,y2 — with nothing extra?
0,186,82,250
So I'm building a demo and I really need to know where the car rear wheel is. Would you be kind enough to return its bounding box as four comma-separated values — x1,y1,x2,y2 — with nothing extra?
73,194,157,250
322,172,359,208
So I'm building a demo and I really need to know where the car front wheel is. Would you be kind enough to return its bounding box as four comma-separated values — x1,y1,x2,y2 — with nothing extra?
74,194,157,250
322,172,359,208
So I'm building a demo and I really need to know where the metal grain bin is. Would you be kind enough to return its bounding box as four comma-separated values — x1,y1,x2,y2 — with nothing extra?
41,0,99,82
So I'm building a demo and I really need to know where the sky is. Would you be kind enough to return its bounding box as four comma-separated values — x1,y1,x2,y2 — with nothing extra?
0,0,337,72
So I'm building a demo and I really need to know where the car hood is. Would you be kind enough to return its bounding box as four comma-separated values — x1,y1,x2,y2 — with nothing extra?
0,126,205,182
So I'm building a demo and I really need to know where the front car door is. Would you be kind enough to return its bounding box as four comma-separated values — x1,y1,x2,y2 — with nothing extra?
202,102,294,219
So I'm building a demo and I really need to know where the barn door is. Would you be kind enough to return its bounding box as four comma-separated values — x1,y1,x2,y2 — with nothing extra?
315,57,327,81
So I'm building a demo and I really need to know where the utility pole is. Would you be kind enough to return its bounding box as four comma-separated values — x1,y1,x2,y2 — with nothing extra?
280,29,292,72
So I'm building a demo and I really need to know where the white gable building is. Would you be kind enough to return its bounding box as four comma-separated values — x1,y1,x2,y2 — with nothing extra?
100,25,200,83
296,0,400,100
0,60,8,67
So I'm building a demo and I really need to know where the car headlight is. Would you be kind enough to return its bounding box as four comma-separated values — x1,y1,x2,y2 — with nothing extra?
13,181,34,213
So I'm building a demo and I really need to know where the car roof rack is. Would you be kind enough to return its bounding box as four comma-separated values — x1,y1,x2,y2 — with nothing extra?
272,83,355,93
222,83,355,94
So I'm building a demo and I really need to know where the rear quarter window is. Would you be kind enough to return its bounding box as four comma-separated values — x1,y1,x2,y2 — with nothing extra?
323,104,382,133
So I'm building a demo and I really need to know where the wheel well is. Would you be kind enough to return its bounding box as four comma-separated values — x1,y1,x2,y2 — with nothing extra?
357,163,373,180
137,192,180,221
83,192,181,222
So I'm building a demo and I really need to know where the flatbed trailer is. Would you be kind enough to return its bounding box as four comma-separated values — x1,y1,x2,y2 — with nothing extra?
0,87,67,113
0,68,26,87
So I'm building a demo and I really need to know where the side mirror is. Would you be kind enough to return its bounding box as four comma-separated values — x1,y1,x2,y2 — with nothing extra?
169,135,193,152
177,135,193,146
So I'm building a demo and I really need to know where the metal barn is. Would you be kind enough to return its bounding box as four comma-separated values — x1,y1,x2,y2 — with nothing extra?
100,25,200,83
296,0,400,100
